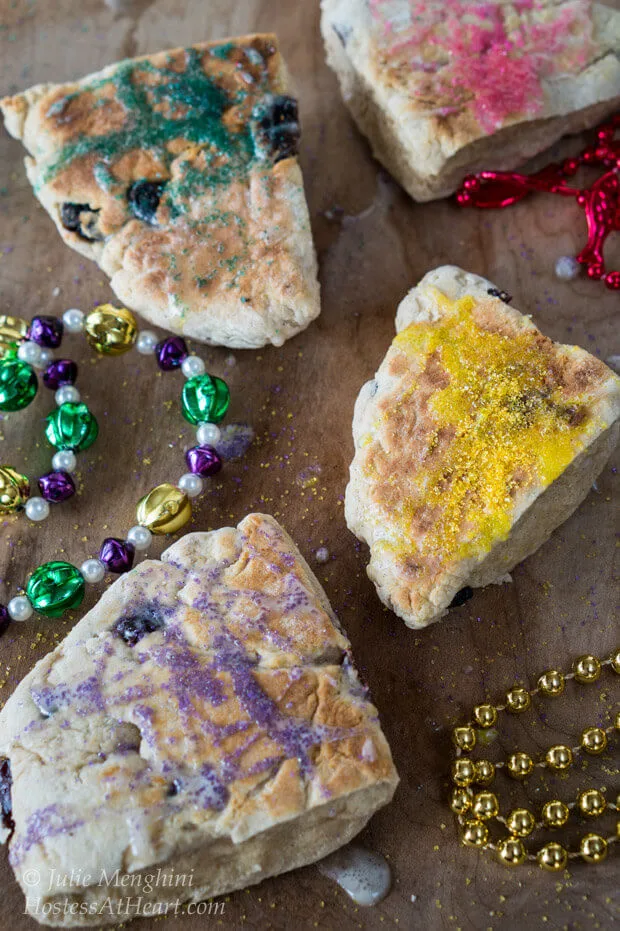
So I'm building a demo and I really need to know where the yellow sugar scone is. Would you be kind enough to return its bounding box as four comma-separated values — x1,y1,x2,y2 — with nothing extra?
0,514,397,927
345,267,620,629
1,36,320,348
321,0,620,201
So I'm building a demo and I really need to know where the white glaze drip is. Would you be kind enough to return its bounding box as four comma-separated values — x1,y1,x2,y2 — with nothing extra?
318,844,391,906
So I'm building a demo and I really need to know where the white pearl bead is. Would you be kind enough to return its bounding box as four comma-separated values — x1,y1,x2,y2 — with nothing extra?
196,422,221,446
8,595,33,622
80,558,106,583
17,341,43,366
55,385,81,406
136,331,158,354
555,255,581,281
25,497,50,521
178,473,204,497
181,355,205,378
38,348,54,367
126,525,152,550
52,450,77,472
63,308,84,332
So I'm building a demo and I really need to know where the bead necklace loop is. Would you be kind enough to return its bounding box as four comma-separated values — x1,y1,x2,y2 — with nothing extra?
450,651,620,869
0,304,228,630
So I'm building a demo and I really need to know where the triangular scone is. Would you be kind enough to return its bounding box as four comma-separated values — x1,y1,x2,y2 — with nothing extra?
1,37,320,348
345,267,620,629
321,0,620,202
0,514,397,926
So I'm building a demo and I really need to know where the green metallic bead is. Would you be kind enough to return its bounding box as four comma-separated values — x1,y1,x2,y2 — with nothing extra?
26,561,85,617
0,359,38,411
181,374,230,425
45,402,98,451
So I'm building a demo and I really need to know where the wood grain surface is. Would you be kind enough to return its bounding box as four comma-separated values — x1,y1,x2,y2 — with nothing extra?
0,2,618,930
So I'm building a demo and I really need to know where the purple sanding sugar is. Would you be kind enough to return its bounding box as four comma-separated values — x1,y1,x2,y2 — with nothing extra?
74,676,105,715
10,805,85,865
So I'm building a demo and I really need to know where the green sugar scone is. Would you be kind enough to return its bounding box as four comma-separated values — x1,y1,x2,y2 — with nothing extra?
345,266,620,628
1,36,320,348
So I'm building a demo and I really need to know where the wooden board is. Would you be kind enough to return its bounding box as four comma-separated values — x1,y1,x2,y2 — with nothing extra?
0,1,618,929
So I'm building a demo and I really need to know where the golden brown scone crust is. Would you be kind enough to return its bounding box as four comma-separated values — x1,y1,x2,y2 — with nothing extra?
1,37,320,348
0,514,397,926
321,0,620,201
345,266,620,628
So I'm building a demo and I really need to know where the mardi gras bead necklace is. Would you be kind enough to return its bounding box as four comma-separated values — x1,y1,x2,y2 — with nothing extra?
456,115,620,290
449,651,619,870
0,304,227,629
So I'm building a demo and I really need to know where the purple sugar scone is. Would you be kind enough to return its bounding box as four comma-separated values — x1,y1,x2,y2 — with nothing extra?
0,514,397,927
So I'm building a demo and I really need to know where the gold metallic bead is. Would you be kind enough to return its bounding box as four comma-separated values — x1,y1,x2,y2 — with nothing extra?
0,315,29,357
573,654,601,684
616,820,620,840
505,687,531,713
610,648,620,674
545,745,573,771
581,726,608,755
472,792,499,821
452,726,476,752
580,833,607,864
497,837,527,866
451,758,476,787
84,304,137,355
542,800,570,828
473,759,495,786
473,704,497,727
450,787,474,815
577,789,606,818
506,808,536,837
0,466,30,514
537,842,568,872
461,820,489,847
136,483,192,535
537,669,565,697
507,752,534,779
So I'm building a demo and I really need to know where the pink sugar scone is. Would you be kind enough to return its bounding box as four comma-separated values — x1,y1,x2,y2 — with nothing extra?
321,0,620,201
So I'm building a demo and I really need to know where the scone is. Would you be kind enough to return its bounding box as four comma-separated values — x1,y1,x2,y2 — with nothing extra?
0,514,397,927
321,0,620,201
345,266,620,628
1,37,320,348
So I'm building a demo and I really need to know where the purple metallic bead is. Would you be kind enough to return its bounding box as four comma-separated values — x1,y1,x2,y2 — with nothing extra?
185,444,222,477
155,336,188,371
0,604,9,637
38,470,76,503
99,537,135,574
43,359,78,390
29,315,64,349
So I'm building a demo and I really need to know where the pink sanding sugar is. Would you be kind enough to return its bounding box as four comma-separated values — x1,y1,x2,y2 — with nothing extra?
369,0,593,131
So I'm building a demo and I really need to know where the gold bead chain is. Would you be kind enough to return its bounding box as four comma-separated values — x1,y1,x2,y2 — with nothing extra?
449,652,619,869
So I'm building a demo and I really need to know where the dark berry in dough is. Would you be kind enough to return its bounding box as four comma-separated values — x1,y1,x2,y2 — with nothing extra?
449,586,474,608
60,202,102,241
128,180,165,225
252,94,300,163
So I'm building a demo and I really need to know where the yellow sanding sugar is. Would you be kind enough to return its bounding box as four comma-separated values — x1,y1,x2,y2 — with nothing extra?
382,290,601,562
